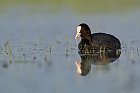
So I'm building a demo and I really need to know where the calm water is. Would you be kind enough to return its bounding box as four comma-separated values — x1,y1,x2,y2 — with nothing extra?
0,2,140,93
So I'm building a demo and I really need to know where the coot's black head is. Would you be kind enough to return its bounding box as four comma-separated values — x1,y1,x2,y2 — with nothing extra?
75,23,91,40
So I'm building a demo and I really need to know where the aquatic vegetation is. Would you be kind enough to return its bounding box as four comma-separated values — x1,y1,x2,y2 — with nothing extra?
0,39,140,66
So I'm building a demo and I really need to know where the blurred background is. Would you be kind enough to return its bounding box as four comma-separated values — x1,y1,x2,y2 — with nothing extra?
0,0,139,41
0,0,140,93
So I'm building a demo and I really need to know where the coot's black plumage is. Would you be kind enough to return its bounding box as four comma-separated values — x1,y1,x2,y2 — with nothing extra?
75,23,121,52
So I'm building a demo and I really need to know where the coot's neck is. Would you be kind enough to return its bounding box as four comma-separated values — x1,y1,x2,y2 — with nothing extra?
81,35,93,47
88,35,93,47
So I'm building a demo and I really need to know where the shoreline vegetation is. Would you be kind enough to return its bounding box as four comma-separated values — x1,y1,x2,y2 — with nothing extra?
0,0,139,14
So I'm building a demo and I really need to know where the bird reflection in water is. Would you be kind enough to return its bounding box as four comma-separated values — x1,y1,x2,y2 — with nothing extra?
75,48,121,76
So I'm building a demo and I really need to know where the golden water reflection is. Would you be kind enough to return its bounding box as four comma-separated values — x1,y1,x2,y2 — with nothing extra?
76,49,121,76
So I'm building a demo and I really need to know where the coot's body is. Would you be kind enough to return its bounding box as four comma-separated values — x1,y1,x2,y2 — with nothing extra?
78,33,121,50
75,23,121,53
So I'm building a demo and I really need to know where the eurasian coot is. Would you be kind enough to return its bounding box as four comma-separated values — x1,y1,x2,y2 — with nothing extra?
75,23,121,53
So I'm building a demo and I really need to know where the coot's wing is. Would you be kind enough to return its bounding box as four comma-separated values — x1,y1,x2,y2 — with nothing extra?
91,33,121,49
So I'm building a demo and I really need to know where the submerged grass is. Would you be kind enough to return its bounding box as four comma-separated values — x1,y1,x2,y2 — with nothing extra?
0,39,140,67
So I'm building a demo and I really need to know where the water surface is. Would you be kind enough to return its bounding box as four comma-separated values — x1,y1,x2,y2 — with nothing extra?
0,1,140,93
